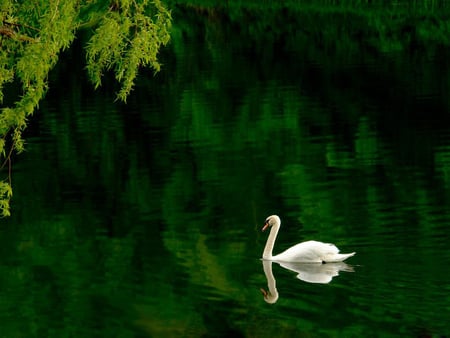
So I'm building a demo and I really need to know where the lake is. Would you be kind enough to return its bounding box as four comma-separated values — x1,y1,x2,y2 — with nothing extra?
1,3,450,337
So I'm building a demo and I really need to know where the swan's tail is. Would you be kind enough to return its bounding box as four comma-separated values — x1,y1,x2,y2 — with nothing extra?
326,252,356,263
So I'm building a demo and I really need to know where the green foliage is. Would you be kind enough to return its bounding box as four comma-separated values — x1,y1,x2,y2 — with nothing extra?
0,180,12,217
86,0,171,101
0,0,171,216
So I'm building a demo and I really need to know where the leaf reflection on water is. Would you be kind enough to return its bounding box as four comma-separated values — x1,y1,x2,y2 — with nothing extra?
260,260,355,304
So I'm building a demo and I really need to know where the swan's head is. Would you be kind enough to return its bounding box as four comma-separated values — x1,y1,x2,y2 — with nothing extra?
262,215,280,231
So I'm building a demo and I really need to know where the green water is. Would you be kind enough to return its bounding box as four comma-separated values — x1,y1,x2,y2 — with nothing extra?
1,4,450,338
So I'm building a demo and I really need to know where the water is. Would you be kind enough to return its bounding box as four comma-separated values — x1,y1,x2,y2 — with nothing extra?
2,5,450,338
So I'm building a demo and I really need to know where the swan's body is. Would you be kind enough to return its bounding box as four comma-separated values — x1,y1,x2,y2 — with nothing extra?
262,215,355,263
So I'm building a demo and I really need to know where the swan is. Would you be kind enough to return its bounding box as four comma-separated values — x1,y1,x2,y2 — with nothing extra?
262,215,355,263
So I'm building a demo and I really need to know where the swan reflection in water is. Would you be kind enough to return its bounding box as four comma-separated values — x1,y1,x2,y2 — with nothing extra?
260,260,354,304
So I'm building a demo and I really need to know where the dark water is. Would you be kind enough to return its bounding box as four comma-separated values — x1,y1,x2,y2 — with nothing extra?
2,6,450,338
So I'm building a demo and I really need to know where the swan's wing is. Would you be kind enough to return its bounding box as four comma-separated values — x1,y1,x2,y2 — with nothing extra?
322,252,356,262
272,240,346,263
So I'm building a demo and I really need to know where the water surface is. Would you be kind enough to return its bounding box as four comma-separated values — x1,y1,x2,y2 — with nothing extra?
1,5,450,338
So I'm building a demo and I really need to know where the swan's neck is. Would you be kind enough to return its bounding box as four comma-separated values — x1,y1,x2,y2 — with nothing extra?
263,222,280,260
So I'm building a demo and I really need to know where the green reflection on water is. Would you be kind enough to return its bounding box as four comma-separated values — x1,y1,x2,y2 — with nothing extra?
2,3,450,338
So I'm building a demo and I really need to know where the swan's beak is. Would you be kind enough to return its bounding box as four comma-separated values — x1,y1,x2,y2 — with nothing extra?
262,222,269,231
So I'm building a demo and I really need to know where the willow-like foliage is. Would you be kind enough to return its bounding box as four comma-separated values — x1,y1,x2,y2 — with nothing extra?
0,0,171,216
86,0,171,101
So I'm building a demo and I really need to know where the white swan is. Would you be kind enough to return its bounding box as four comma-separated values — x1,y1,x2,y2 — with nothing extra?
262,215,355,263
